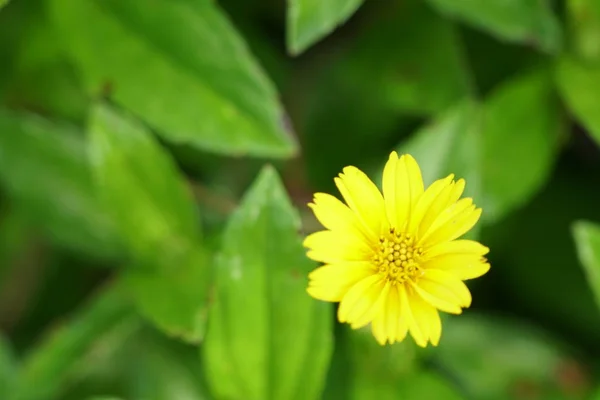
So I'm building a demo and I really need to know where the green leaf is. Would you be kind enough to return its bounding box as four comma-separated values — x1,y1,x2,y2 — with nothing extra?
572,221,600,312
202,166,333,400
351,372,463,400
435,314,587,400
89,103,210,342
57,319,142,400
287,0,363,55
2,6,87,123
490,174,600,345
591,386,600,400
123,247,210,343
392,100,481,195
59,322,208,399
50,0,295,158
121,330,208,400
0,336,16,399
398,373,464,399
556,56,600,146
88,102,199,264
86,398,123,400
346,327,462,400
11,286,135,400
426,0,562,53
566,0,600,63
0,109,122,259
481,68,562,223
389,69,561,225
0,208,31,284
303,1,471,189
0,0,8,10
390,100,482,238
347,327,419,399
345,2,471,115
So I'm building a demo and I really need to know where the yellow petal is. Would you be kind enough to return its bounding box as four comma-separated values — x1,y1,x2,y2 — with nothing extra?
335,166,386,241
351,281,390,329
419,269,472,308
416,178,465,237
448,179,466,204
371,312,387,345
304,230,372,264
399,285,427,347
307,262,375,301
383,152,402,229
422,254,490,280
381,283,408,345
309,193,370,243
383,153,424,231
408,174,453,234
338,274,383,323
409,294,442,346
371,281,407,345
392,284,408,343
403,154,425,207
425,240,489,259
421,207,482,247
429,309,442,346
410,281,462,314
418,198,474,245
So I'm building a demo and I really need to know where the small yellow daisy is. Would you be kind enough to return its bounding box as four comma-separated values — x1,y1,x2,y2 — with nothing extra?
304,152,490,347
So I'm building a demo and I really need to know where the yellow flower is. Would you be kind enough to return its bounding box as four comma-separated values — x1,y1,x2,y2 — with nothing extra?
304,152,490,347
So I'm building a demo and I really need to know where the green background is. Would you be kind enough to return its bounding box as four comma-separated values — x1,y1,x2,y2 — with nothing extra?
1,0,600,399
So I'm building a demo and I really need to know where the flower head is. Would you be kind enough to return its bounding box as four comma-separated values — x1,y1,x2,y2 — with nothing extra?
304,152,490,347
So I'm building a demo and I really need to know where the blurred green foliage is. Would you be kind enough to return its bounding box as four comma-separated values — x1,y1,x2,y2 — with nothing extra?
1,0,600,399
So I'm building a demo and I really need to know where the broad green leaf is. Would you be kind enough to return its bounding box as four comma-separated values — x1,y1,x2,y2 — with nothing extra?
390,100,482,238
86,398,123,400
50,0,296,158
0,0,30,94
58,319,142,400
287,0,363,55
61,324,208,399
0,0,8,10
426,0,562,53
320,332,352,400
0,336,16,399
89,103,210,342
344,2,471,115
0,208,31,284
399,373,464,399
202,166,333,400
124,331,208,400
346,327,462,400
572,221,600,312
0,110,121,259
347,327,419,400
303,1,471,189
389,69,561,225
351,372,463,400
11,286,135,400
491,174,600,345
123,247,210,343
392,100,481,195
435,314,588,400
481,68,562,223
1,6,87,123
305,0,471,117
567,0,600,63
556,56,600,146
88,103,199,265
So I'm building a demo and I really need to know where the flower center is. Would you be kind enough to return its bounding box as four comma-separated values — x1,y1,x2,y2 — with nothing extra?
373,228,424,285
